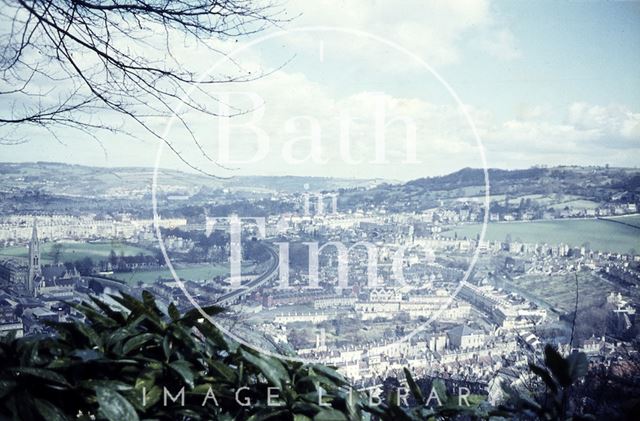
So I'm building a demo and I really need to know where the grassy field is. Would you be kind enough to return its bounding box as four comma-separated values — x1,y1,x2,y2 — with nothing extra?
609,213,640,227
111,263,230,284
442,216,640,254
461,193,583,205
549,199,600,210
508,272,623,314
0,241,153,264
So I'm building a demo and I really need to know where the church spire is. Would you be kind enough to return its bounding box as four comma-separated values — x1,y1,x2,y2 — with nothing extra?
27,217,41,296
31,217,38,241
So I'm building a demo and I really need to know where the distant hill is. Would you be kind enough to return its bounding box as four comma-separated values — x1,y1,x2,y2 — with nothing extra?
0,162,638,215
340,166,640,212
406,166,639,192
0,162,384,197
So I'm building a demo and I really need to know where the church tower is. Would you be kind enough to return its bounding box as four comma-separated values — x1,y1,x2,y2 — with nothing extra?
27,218,41,296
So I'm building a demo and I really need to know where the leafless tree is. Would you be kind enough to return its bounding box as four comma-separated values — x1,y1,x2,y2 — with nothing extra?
0,0,285,173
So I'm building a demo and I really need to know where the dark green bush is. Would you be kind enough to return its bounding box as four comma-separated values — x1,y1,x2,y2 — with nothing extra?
0,292,359,420
0,291,593,420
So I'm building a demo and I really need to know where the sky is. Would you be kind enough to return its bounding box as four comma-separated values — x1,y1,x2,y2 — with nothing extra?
1,0,639,180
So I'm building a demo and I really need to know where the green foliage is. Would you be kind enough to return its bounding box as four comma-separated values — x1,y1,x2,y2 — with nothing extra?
0,291,595,421
365,371,488,420
498,344,593,420
0,291,360,420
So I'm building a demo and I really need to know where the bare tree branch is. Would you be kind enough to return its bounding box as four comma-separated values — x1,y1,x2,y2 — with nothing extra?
0,0,287,175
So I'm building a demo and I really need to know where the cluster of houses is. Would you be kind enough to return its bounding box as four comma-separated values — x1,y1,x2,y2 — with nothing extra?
0,214,186,244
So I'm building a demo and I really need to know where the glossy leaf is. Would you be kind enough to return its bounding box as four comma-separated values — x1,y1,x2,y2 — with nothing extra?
529,363,558,394
403,367,424,405
241,349,290,390
34,398,69,421
169,360,195,388
544,344,572,386
122,333,159,355
96,386,140,421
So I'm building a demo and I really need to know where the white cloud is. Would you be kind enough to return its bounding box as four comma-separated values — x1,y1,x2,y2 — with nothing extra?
515,104,552,121
474,28,521,61
567,102,640,141
483,102,640,168
486,102,640,152
284,0,516,67
157,66,491,179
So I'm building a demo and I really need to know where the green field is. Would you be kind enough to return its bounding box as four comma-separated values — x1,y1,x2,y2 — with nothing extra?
443,215,640,254
611,213,640,227
507,272,625,314
462,194,583,206
111,263,230,284
0,241,153,264
549,199,600,210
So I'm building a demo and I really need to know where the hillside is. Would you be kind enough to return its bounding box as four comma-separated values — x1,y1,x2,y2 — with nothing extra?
340,166,640,212
0,162,382,198
1,162,638,216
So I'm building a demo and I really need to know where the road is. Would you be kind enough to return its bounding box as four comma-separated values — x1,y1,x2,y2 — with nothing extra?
215,244,279,304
